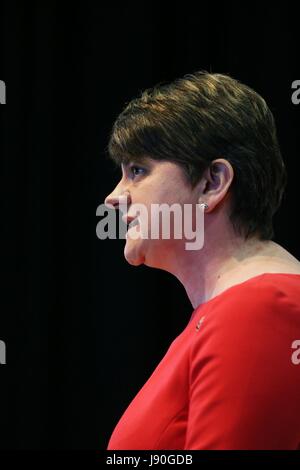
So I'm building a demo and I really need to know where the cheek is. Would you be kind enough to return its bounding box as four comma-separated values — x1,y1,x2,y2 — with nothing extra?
131,175,196,237
147,183,192,206
136,204,200,241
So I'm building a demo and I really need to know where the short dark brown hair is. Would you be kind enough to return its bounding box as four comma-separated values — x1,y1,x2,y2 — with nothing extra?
106,71,287,240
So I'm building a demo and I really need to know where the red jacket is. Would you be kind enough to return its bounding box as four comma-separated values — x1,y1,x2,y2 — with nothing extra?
107,273,300,450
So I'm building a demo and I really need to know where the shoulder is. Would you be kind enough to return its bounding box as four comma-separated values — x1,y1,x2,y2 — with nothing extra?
190,273,300,363
186,273,300,450
208,272,300,323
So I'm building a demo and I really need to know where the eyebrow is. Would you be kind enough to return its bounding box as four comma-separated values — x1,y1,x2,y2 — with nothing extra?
122,156,151,168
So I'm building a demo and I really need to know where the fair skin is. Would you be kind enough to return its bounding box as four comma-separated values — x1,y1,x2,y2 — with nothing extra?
105,157,300,309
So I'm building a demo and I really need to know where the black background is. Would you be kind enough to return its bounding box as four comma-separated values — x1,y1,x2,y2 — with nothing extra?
0,2,299,450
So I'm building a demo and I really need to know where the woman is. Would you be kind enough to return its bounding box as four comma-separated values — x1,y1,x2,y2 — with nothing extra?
104,71,300,450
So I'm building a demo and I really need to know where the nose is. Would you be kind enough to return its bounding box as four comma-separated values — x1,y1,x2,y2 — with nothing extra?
104,187,131,210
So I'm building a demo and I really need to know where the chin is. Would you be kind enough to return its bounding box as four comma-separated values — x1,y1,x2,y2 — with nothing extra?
124,239,145,266
125,255,144,266
123,238,171,269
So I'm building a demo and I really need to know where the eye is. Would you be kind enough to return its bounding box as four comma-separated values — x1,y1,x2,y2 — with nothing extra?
130,165,145,178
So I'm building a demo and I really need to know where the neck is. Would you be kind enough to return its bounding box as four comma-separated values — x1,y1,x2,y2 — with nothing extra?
167,228,277,309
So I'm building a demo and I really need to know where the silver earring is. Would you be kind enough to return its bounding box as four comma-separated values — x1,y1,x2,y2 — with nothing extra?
200,203,209,210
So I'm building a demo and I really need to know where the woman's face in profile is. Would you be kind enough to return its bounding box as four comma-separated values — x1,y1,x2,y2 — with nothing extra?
105,157,201,269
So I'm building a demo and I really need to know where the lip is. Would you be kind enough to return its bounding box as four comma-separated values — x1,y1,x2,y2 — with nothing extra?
122,215,139,228
122,214,135,225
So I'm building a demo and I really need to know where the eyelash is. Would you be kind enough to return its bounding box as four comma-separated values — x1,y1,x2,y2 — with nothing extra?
129,166,145,178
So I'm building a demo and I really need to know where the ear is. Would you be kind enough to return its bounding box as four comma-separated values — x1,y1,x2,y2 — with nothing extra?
199,158,234,211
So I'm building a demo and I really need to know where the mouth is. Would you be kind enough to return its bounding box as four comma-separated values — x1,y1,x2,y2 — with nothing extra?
122,214,139,229
127,218,139,230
